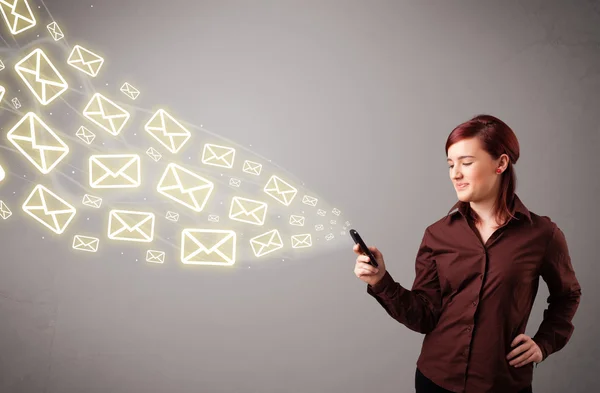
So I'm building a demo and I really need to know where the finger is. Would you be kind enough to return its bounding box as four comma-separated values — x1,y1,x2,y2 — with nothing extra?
506,342,530,360
509,347,534,366
356,268,378,277
356,261,379,274
353,244,361,254
510,334,528,348
357,254,376,266
514,351,536,368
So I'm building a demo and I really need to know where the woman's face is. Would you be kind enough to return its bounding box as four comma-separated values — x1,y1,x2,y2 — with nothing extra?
447,137,503,203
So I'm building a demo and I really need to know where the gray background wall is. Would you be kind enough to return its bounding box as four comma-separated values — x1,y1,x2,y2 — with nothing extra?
0,0,598,392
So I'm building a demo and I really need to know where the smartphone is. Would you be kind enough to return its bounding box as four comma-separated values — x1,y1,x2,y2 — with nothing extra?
349,229,379,268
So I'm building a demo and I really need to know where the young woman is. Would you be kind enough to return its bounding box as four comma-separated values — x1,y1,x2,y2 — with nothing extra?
353,114,581,393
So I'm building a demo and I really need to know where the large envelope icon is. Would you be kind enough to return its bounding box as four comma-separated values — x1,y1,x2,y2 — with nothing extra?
89,154,140,188
157,163,214,212
0,0,36,35
263,175,298,206
67,45,104,77
72,235,99,253
146,250,165,264
250,229,283,257
14,48,68,105
108,209,155,243
7,112,69,174
201,144,235,168
228,196,267,226
83,93,130,136
22,184,77,234
144,109,192,154
291,234,312,249
181,229,236,266
242,160,262,176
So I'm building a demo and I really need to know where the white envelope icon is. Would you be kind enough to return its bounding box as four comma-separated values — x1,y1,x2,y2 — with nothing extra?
14,48,68,106
67,45,104,77
89,154,140,188
228,196,268,226
83,93,130,136
242,160,262,176
144,109,192,154
157,163,214,212
289,215,305,226
263,175,298,206
22,184,77,234
291,234,312,248
7,112,70,174
108,209,155,243
181,229,236,266
201,144,235,168
0,0,36,35
302,195,318,207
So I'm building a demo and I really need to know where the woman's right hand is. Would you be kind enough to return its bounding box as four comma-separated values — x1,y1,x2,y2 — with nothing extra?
353,243,387,287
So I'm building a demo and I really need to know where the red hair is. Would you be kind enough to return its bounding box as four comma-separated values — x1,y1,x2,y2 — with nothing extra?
445,114,521,225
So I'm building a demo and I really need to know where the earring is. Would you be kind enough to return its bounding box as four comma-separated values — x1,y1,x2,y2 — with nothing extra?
496,168,502,174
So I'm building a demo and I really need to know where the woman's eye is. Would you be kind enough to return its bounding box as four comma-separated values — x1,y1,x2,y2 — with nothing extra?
448,165,454,169
463,162,472,166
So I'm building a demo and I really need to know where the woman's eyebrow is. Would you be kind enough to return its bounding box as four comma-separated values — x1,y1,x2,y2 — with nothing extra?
447,155,475,162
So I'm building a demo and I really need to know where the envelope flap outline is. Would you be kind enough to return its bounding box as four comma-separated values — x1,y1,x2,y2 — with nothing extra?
233,197,266,216
112,211,153,232
206,144,234,160
186,230,234,255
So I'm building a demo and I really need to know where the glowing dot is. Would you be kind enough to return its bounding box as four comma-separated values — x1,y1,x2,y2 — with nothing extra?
37,34,39,37
80,86,82,88
72,171,75,174
87,218,89,220
91,4,93,7
189,157,191,159
278,215,280,218
121,252,124,255
134,133,136,136
144,198,146,200
23,175,26,177
136,259,138,262
105,83,108,86
42,237,44,239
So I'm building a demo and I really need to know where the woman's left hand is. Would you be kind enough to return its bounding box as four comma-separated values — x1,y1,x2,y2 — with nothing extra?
506,334,543,367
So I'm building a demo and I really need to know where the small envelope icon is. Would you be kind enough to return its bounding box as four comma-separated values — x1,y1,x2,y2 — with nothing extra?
0,0,36,35
264,175,298,206
302,195,318,207
332,208,341,216
201,144,235,169
7,112,69,174
144,109,191,154
165,211,179,222
72,235,99,253
89,154,140,188
12,97,21,109
82,194,102,208
317,209,326,216
228,196,268,226
250,229,283,257
120,82,139,100
108,209,155,243
0,85,5,102
208,214,219,222
325,233,334,241
14,48,68,105
83,93,130,136
46,21,64,41
67,45,104,77
229,178,241,187
146,147,162,162
315,224,324,231
289,215,305,226
76,126,95,144
242,160,262,176
146,250,165,264
181,229,236,266
22,184,77,234
291,234,312,249
0,201,12,219
157,163,214,212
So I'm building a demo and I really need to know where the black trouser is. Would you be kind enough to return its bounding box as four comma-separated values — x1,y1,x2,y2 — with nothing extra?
415,368,533,393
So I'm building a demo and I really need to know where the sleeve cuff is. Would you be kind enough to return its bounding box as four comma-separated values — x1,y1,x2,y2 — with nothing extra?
367,270,395,296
